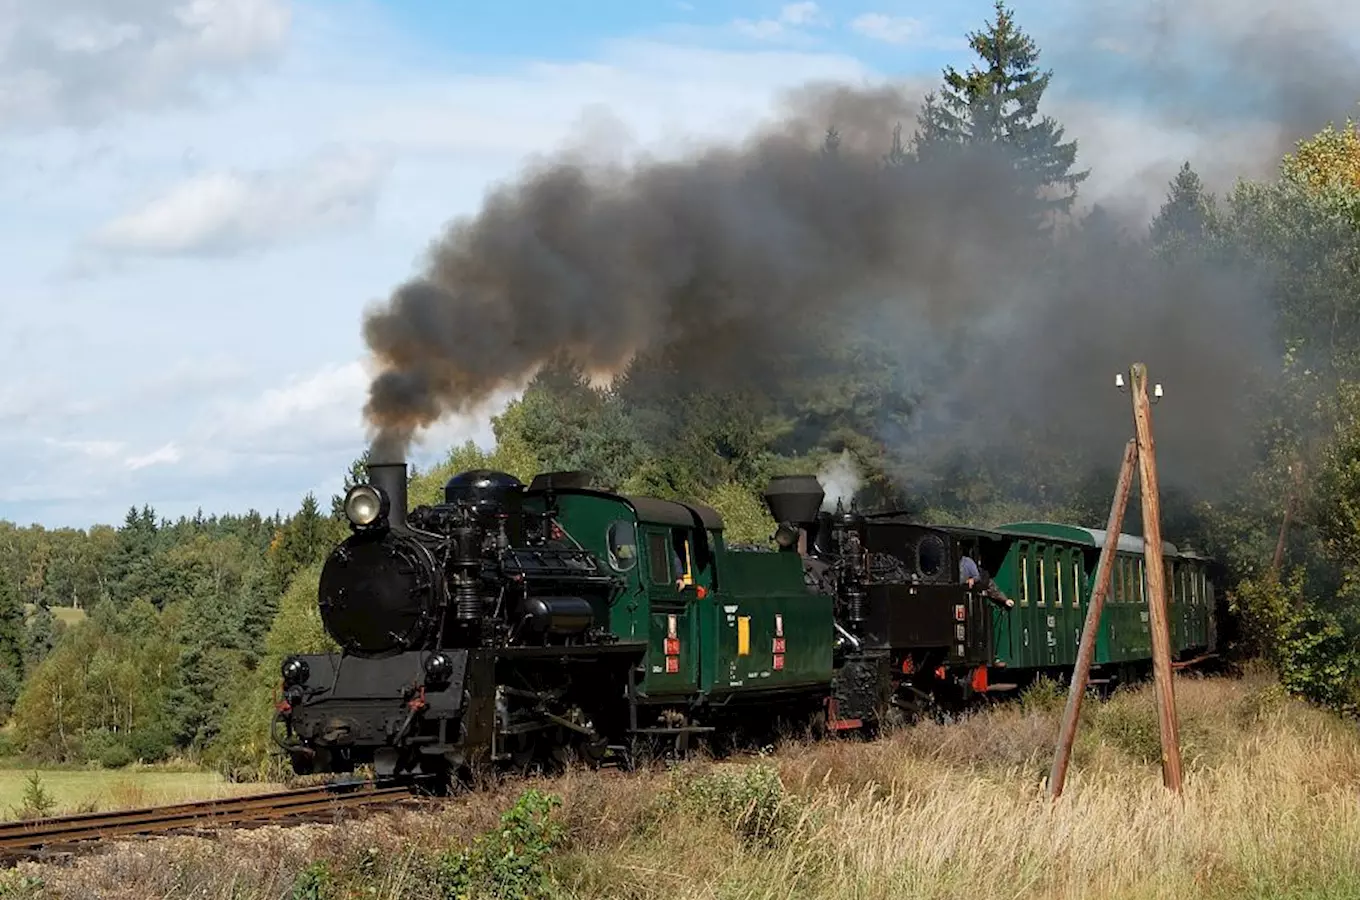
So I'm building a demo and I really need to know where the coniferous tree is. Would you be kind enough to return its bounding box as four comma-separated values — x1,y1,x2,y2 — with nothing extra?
913,1,1088,219
267,494,340,598
330,451,372,518
23,603,56,672
0,564,25,676
1150,161,1215,252
821,126,841,159
883,123,910,168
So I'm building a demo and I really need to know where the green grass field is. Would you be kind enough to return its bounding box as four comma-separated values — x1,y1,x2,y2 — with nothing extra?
21,604,86,628
50,607,86,627
0,764,282,820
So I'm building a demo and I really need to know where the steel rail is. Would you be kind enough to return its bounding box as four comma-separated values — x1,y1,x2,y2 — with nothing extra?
0,781,412,856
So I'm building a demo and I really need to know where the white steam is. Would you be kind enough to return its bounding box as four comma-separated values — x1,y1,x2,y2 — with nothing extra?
817,450,862,511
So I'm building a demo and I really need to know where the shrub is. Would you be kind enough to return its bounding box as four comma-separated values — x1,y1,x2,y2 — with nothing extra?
670,762,806,848
288,861,333,900
434,788,565,899
1233,573,1360,716
1018,675,1066,715
16,773,54,820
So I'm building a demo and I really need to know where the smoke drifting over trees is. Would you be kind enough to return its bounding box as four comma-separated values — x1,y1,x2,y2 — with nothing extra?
361,1,1354,505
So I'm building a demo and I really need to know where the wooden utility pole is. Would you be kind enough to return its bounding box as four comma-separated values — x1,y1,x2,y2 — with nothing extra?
1048,438,1139,799
1129,363,1183,793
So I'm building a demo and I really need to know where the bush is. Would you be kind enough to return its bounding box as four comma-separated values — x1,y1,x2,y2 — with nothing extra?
126,725,173,764
1018,675,1066,715
288,861,333,900
1092,691,1163,766
1233,573,1360,716
433,789,565,899
670,762,805,848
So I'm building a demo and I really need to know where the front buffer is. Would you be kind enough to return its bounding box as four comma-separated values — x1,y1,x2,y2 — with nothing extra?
275,649,494,781
275,643,646,783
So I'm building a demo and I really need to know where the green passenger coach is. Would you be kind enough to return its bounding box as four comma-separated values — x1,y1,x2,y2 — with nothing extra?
980,522,1217,678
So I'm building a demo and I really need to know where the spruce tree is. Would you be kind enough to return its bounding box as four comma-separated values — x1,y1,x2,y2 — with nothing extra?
821,126,841,159
883,123,910,168
913,0,1088,218
1150,161,1214,251
23,603,56,671
0,565,23,673
330,451,372,518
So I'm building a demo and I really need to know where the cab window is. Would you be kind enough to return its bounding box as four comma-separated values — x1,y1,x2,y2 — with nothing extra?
647,533,672,585
607,520,638,572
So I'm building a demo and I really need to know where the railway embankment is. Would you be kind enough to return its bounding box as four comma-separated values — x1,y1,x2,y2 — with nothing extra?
3,668,1357,900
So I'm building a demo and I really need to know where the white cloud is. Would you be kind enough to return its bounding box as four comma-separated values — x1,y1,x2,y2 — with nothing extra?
780,2,824,26
734,2,830,41
849,13,927,45
1,0,291,131
209,361,369,447
44,438,127,459
126,441,182,470
85,147,389,259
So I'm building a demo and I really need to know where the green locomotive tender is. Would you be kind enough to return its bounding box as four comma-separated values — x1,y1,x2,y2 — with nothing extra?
273,463,1220,785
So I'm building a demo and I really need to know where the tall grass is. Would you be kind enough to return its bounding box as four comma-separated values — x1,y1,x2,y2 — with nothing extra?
6,671,1359,900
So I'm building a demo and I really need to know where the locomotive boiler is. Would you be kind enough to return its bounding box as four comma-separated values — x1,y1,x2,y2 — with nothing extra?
274,462,644,783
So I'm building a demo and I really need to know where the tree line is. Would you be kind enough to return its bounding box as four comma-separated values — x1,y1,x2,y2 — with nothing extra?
2,2,1359,774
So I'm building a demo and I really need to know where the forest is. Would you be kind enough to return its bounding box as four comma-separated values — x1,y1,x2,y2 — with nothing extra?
2,3,1359,778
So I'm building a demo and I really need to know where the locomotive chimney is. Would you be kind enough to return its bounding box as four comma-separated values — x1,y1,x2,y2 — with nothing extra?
367,462,409,530
763,475,825,527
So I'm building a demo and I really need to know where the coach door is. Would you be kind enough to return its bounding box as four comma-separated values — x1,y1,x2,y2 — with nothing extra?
642,525,704,695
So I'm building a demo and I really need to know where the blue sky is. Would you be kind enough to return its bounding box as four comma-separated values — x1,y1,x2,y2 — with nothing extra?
0,0,1343,528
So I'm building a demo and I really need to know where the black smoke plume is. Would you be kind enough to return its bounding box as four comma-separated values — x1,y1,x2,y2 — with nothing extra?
362,3,1355,503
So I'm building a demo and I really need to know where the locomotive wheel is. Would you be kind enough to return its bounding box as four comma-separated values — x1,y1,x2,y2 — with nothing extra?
506,732,539,774
572,732,610,768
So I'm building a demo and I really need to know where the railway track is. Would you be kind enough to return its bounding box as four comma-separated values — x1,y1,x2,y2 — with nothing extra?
0,780,416,865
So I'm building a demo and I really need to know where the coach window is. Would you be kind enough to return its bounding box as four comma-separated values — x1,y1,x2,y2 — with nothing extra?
607,520,638,572
1055,554,1064,607
1071,552,1082,606
1037,549,1047,607
1137,559,1146,605
1019,544,1030,607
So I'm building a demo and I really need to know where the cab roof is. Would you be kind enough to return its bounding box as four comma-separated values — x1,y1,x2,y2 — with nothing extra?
525,484,724,531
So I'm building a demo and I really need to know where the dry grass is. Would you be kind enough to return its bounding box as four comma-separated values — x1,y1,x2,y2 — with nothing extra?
7,671,1360,900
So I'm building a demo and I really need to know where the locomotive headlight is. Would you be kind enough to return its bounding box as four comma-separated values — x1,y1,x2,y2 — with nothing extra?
424,652,455,684
344,484,385,527
281,656,309,686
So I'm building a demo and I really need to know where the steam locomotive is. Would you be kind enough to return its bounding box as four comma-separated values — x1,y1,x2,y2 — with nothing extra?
272,462,1221,786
